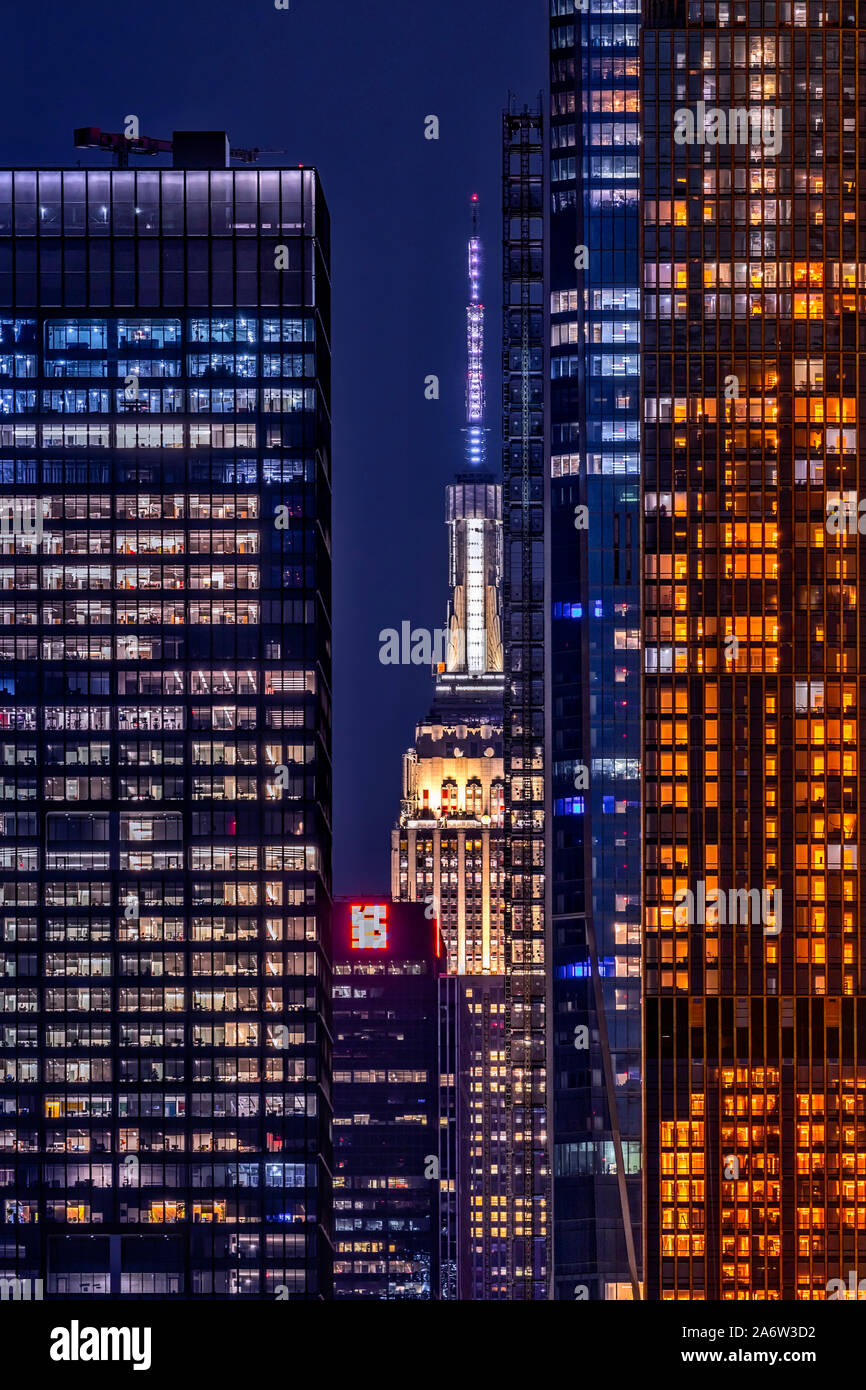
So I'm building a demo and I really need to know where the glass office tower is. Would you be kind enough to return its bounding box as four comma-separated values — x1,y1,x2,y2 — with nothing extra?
502,105,550,1299
0,133,333,1298
548,1,643,1300
642,0,864,1299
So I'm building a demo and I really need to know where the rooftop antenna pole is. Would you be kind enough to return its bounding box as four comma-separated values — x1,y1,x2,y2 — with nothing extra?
464,193,487,469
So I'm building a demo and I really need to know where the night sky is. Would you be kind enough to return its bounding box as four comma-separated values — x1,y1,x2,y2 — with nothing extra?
2,0,545,894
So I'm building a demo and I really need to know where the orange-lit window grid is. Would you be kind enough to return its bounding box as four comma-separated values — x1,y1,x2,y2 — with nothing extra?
717,1069,782,1300
642,9,863,1302
795,1077,866,1298
659,1072,782,1299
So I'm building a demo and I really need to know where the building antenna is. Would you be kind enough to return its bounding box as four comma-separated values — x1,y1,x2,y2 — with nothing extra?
464,193,488,469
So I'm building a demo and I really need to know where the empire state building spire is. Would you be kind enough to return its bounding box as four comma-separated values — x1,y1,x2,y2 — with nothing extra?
436,196,502,685
464,194,488,469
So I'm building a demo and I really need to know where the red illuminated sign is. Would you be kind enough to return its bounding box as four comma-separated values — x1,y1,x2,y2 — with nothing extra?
350,903,388,950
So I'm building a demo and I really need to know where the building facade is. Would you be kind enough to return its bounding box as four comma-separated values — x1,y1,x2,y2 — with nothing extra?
641,0,866,1299
0,134,333,1298
438,973,508,1298
548,0,644,1301
502,105,550,1299
332,900,441,1298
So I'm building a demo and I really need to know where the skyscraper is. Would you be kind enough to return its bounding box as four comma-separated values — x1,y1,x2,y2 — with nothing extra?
392,205,505,980
547,1,644,1301
641,0,864,1299
391,206,509,1296
0,132,333,1298
391,470,505,978
501,105,550,1299
331,900,441,1299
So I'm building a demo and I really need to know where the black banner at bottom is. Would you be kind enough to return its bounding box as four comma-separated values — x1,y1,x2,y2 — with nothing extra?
1,1295,858,1379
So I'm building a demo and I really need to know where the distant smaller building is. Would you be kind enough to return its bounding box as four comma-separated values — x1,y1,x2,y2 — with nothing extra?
439,974,507,1299
332,900,442,1298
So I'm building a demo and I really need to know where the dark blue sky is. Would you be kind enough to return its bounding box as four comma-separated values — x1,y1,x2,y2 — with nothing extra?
2,0,545,894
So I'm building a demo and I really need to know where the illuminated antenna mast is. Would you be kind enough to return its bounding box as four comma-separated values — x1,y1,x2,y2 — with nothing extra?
464,194,488,468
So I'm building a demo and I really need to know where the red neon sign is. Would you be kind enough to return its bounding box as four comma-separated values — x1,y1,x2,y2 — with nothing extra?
350,903,388,950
